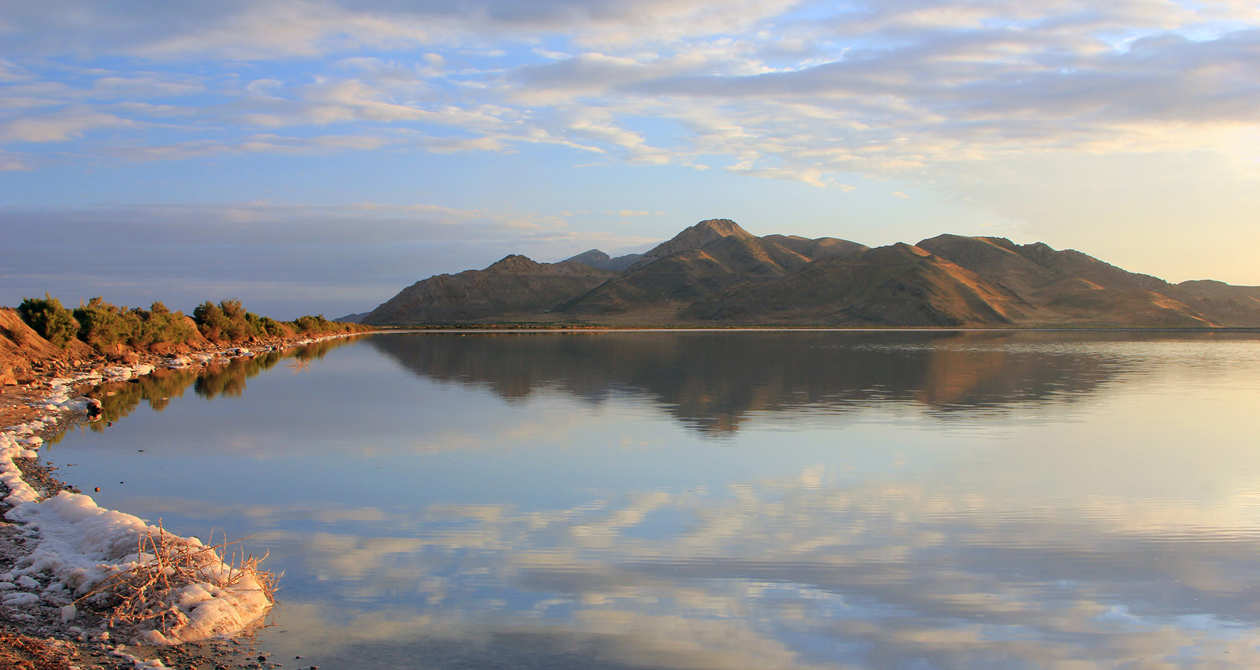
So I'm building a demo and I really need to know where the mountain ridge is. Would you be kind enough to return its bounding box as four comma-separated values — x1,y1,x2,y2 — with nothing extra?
359,220,1260,328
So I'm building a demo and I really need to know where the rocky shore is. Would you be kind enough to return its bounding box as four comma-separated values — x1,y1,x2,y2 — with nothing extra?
0,327,368,669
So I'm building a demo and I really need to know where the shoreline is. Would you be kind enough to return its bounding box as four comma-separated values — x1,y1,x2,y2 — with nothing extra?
0,332,369,669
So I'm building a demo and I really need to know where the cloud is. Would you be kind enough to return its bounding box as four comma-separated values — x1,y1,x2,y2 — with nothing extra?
0,1,1259,297
0,152,27,170
0,108,133,143
212,462,1260,667
0,0,799,59
3,2,1258,192
91,75,205,98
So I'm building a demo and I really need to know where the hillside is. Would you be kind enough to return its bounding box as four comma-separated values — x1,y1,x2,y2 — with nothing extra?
363,255,614,325
685,243,1025,326
360,220,1260,328
913,235,1211,327
0,308,94,385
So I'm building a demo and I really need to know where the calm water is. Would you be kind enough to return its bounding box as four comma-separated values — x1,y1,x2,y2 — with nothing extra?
40,331,1260,669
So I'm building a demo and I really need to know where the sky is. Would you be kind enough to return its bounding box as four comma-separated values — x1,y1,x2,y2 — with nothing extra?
2,0,1258,318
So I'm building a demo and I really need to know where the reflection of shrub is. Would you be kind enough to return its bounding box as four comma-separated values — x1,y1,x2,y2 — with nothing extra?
88,368,200,429
195,351,283,399
17,294,79,346
76,337,356,436
293,339,339,361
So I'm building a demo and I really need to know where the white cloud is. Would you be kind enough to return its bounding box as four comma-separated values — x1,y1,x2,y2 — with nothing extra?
0,108,133,142
91,75,204,98
0,152,28,170
0,1,1258,201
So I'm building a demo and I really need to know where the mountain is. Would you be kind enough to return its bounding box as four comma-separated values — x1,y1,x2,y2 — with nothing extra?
685,243,1025,326
359,220,1260,327
914,234,1211,327
1166,280,1260,326
361,255,613,325
560,219,863,317
563,249,645,272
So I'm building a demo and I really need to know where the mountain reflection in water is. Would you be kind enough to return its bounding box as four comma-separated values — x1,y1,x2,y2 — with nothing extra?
368,331,1144,433
42,331,1260,669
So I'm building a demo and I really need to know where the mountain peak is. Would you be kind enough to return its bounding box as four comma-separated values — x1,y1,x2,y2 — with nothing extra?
486,254,542,272
693,218,750,236
564,249,612,267
645,218,754,259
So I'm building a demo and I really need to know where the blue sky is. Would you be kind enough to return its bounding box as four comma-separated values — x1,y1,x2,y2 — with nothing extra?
2,0,1259,317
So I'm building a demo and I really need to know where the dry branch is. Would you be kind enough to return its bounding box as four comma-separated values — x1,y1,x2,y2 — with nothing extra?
73,521,278,636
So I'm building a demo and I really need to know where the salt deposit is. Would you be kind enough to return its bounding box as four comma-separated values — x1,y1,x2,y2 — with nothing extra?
0,352,295,649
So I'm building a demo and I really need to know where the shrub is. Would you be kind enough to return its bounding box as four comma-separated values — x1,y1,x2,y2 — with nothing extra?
194,299,252,343
133,302,197,348
17,294,80,347
292,314,351,335
74,297,135,349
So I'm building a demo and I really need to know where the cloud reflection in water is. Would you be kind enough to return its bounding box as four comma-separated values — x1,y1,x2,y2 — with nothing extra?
48,332,1260,668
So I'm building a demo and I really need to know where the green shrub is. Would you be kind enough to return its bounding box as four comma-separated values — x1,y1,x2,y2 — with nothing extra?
17,294,80,347
291,314,357,335
194,299,253,343
132,302,197,348
74,297,135,349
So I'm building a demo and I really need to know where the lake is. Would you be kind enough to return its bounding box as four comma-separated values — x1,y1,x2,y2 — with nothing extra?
40,331,1260,669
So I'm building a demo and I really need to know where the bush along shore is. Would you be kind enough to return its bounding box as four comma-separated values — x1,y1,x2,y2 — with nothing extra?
0,296,372,668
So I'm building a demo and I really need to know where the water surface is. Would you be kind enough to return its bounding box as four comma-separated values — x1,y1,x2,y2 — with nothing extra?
43,331,1260,668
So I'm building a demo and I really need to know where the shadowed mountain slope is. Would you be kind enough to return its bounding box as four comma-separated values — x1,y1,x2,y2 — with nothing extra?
363,255,613,325
361,220,1260,327
563,249,645,272
1165,280,1260,326
916,235,1212,327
